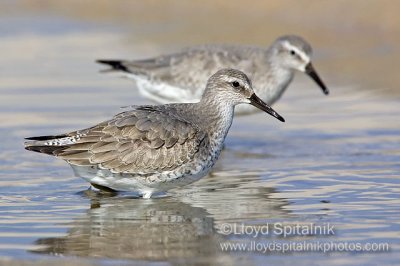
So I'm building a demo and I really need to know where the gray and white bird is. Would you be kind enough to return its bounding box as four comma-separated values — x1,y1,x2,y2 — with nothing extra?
25,69,284,198
98,35,328,115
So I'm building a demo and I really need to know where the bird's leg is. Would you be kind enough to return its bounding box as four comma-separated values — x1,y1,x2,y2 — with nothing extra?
90,183,117,193
142,191,153,199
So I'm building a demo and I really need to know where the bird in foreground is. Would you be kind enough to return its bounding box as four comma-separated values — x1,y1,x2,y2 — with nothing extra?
25,69,284,199
97,35,328,115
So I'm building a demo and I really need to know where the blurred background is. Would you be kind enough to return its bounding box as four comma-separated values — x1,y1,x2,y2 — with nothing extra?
0,1,399,265
1,0,399,95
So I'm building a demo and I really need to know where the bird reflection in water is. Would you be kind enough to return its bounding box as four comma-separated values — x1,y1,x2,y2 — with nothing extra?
31,183,292,262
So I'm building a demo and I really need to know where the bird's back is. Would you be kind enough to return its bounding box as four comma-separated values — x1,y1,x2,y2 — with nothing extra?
99,45,267,102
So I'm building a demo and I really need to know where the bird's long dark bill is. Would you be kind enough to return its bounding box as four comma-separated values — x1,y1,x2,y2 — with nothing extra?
249,94,285,122
305,63,329,95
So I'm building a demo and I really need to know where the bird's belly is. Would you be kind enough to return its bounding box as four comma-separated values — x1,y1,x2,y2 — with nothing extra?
71,165,150,192
135,78,200,104
70,162,211,194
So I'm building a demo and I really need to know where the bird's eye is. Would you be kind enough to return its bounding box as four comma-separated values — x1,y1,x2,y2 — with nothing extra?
290,50,296,56
232,81,240,88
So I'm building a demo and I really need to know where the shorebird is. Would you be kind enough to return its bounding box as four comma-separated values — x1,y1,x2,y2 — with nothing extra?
25,69,284,198
97,35,328,115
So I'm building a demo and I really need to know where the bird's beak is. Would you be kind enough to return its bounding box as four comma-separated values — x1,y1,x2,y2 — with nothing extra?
305,63,329,95
249,94,285,122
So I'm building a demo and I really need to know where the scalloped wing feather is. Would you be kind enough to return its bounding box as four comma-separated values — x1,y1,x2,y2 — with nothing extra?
57,106,206,174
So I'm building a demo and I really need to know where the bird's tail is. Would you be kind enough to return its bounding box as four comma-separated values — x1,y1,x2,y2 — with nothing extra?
96,59,154,79
24,134,72,155
96,60,132,73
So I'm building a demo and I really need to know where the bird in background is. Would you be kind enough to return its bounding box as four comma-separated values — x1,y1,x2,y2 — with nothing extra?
97,35,328,115
25,69,284,199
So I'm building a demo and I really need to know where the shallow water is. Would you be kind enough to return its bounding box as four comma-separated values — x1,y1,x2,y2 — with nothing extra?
1,5,400,266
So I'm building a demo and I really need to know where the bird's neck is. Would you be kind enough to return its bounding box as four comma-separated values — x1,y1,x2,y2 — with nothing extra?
258,53,294,105
198,96,235,139
269,66,294,103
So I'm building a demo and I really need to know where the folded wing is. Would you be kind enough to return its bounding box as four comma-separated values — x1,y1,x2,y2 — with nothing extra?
26,106,207,174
